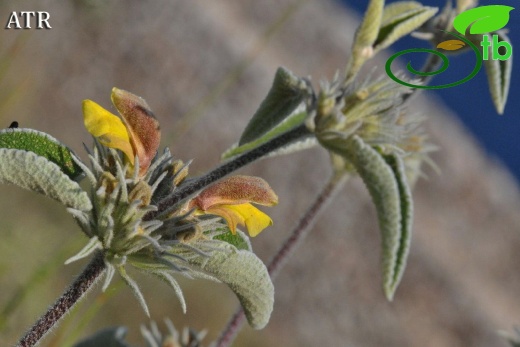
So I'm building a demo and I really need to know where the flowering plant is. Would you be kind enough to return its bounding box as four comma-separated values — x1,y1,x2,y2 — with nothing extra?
1,1,513,347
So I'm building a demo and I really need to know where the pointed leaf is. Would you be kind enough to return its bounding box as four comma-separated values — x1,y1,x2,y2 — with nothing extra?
238,67,309,146
346,0,384,80
0,148,92,211
436,39,465,51
382,152,413,298
73,327,130,347
453,5,514,35
188,243,274,329
0,128,83,180
483,32,512,114
222,108,312,160
354,0,384,48
342,136,409,300
374,3,438,52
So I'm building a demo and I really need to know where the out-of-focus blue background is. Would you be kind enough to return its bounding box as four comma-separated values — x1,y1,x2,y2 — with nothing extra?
342,0,520,182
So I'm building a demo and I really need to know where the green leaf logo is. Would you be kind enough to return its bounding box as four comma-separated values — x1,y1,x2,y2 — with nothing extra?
453,5,514,35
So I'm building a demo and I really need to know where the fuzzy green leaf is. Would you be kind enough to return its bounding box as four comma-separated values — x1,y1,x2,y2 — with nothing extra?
345,0,384,80
382,152,413,299
188,243,274,329
238,67,309,146
483,32,512,114
73,327,130,347
355,0,384,47
0,148,92,211
453,5,514,35
374,3,438,52
0,128,83,180
342,136,410,300
222,109,313,160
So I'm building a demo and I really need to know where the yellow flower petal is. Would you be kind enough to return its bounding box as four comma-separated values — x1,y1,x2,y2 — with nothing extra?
218,203,273,237
82,99,135,164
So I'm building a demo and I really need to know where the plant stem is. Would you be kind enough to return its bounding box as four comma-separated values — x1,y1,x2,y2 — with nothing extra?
214,173,347,347
16,252,106,347
401,52,442,104
146,124,312,221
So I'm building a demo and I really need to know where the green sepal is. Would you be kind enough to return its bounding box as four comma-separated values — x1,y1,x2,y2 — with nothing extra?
0,128,83,180
483,32,512,114
188,242,274,329
374,2,438,52
214,229,252,251
73,327,130,347
0,148,92,211
222,109,311,160
238,67,309,146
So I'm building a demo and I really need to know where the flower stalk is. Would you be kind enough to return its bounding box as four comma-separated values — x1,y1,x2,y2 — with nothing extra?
16,252,106,347
215,173,348,347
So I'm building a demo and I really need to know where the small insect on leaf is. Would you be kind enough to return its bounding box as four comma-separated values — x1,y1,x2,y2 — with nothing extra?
437,39,466,51
8,121,18,128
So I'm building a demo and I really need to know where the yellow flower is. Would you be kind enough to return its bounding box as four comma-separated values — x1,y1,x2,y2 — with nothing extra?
190,175,278,237
83,99,135,164
82,88,161,176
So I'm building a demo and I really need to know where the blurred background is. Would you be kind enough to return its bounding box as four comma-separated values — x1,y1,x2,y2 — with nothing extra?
1,1,519,346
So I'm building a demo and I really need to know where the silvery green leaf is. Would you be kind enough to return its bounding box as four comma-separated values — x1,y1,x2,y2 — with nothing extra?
188,242,274,329
382,152,413,299
238,66,309,146
73,327,130,347
222,107,311,160
345,0,384,80
0,148,92,211
483,32,512,114
342,136,408,300
374,3,438,52
0,128,83,180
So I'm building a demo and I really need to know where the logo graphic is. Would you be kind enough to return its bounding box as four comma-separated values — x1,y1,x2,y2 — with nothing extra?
386,5,514,89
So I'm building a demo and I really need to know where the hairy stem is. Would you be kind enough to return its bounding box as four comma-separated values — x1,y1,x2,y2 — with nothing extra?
146,124,312,221
214,173,348,347
16,252,106,347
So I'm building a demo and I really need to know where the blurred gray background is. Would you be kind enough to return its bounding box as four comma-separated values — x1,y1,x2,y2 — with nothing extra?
1,1,519,346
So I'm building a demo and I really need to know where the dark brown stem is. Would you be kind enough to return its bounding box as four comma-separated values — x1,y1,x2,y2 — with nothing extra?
214,174,347,347
16,252,106,347
145,124,312,221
